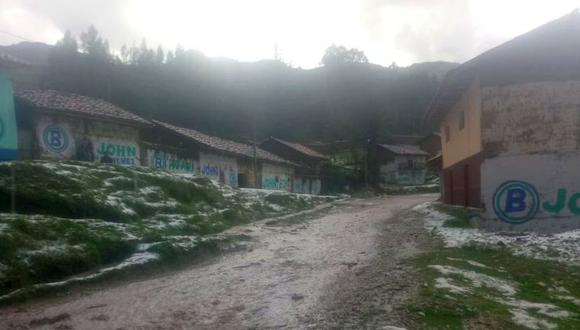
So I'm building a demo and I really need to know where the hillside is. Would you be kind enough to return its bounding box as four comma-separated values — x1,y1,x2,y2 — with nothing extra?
0,41,456,142
0,161,338,299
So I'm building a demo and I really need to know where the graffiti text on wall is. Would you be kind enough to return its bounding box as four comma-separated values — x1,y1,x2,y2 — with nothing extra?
43,125,70,153
149,150,195,173
493,180,580,224
201,164,237,186
97,143,138,165
263,176,289,191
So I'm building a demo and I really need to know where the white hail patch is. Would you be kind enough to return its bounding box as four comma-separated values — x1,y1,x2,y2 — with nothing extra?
416,202,580,265
429,264,572,329
434,277,469,295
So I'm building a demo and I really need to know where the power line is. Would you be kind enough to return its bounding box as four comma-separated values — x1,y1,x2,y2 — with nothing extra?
0,30,35,43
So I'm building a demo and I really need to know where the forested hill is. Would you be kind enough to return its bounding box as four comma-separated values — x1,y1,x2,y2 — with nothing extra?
1,39,457,144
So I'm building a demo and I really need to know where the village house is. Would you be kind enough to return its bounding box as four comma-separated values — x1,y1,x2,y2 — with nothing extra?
260,137,328,194
425,10,580,232
147,121,297,190
14,89,149,164
374,144,428,186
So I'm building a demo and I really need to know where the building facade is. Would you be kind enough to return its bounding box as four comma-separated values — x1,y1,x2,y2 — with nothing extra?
15,89,149,164
425,11,580,232
260,137,328,194
149,121,296,190
375,144,428,186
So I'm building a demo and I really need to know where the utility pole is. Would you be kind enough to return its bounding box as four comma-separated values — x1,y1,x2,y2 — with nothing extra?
10,164,15,214
252,110,259,188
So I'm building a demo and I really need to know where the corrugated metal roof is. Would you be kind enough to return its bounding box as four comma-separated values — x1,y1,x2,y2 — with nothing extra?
379,144,429,156
154,120,295,166
268,137,328,160
15,89,149,125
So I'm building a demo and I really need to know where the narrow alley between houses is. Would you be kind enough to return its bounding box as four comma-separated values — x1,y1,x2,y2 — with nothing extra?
0,194,436,330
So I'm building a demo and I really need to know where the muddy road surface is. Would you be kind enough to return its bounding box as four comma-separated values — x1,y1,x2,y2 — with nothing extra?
0,194,436,330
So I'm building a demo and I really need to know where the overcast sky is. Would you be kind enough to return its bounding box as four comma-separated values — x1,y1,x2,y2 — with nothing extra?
0,0,578,68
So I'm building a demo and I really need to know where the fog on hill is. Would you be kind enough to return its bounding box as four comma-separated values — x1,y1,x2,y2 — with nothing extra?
0,26,458,145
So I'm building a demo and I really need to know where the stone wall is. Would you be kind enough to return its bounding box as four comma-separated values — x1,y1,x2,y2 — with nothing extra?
481,81,580,158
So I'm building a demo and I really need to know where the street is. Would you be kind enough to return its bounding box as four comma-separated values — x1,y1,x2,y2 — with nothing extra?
0,194,436,330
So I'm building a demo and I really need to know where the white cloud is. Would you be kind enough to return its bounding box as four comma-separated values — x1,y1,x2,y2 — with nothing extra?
0,0,578,68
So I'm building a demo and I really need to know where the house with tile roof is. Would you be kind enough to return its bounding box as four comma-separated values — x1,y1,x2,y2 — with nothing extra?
374,144,428,186
424,10,580,232
144,121,297,190
14,89,149,164
260,137,329,194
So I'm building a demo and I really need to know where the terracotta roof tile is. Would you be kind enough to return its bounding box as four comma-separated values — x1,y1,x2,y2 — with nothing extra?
15,89,149,125
154,120,295,166
379,144,428,156
269,137,328,160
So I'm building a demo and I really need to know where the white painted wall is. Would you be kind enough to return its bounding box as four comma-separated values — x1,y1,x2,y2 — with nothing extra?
481,153,580,233
261,163,294,191
35,114,141,166
199,152,238,187
146,149,197,174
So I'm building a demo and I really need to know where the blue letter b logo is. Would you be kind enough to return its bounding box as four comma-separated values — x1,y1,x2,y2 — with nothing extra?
505,188,527,212
493,181,539,224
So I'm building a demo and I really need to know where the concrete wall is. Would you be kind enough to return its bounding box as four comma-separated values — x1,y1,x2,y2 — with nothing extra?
199,152,238,187
379,155,426,185
35,114,141,165
261,163,294,191
440,80,482,169
479,80,580,232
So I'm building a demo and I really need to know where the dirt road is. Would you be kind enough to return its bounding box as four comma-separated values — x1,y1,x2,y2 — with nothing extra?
0,194,436,330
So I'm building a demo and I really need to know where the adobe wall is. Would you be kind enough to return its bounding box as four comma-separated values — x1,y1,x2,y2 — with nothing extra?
479,80,580,232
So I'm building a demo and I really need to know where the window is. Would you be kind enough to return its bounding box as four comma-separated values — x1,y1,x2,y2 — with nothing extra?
459,110,465,130
445,125,450,142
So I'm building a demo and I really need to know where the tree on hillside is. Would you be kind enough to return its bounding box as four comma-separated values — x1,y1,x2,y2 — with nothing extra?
56,30,78,53
80,25,110,59
321,45,368,66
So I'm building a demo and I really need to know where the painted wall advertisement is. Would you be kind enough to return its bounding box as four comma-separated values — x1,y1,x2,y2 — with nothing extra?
199,152,238,187
482,153,580,232
262,163,293,192
94,138,140,166
36,119,75,159
147,149,197,173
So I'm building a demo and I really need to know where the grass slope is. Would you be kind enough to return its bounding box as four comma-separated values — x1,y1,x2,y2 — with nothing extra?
0,161,336,298
409,204,580,329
